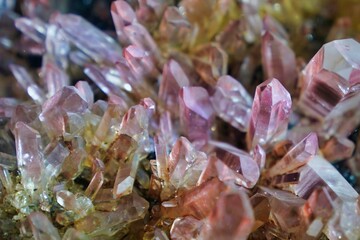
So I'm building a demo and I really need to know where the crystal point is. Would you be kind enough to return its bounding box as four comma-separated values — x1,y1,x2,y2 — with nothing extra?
15,122,44,191
247,78,292,150
52,14,122,64
210,75,252,131
261,31,297,93
267,132,318,178
179,86,214,147
299,38,360,120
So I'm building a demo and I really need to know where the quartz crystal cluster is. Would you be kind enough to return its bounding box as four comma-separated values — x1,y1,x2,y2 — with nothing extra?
0,0,360,239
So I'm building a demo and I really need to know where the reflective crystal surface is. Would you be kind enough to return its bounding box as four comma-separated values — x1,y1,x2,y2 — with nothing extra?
247,78,292,149
299,39,360,120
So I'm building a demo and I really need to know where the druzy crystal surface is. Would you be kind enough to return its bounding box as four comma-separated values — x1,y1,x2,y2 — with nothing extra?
0,0,360,239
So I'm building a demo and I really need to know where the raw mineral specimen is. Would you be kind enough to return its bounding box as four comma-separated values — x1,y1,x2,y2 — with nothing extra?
0,0,360,239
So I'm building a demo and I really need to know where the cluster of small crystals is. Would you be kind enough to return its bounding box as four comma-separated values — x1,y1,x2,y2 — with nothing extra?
0,0,360,239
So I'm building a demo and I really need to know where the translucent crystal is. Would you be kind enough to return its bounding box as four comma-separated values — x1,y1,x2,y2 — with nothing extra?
170,216,203,240
123,45,159,80
267,132,318,178
261,31,297,93
60,149,86,180
124,23,161,61
14,122,44,191
84,171,104,200
299,38,360,120
216,20,247,60
322,136,355,162
9,64,46,104
159,59,190,112
15,17,47,44
0,98,18,118
28,212,61,240
210,75,252,131
119,98,154,152
255,187,307,235
0,152,17,170
168,137,207,189
75,81,94,106
75,193,149,235
45,24,70,70
323,90,360,138
252,144,266,170
158,6,192,48
84,65,131,104
179,86,214,148
209,141,260,188
193,43,228,86
41,60,69,97
56,190,93,220
163,177,227,219
200,191,254,240
52,14,122,64
247,78,292,149
39,86,88,137
42,141,70,182
111,0,136,45
62,228,89,240
294,156,358,200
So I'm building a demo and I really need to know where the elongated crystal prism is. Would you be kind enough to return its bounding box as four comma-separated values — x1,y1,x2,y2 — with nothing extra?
15,122,44,191
267,132,318,178
179,86,214,148
299,38,360,120
262,31,297,93
247,78,292,150
52,14,122,64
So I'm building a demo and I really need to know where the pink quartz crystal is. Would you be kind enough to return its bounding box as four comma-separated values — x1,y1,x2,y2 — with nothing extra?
193,43,228,86
267,132,318,178
200,191,254,240
168,137,207,189
159,59,190,113
10,64,46,104
111,0,137,45
14,122,44,191
170,216,203,240
299,38,360,120
247,78,292,150
210,75,252,132
261,31,297,93
39,86,88,137
159,6,192,48
52,14,122,64
209,141,260,188
179,86,214,148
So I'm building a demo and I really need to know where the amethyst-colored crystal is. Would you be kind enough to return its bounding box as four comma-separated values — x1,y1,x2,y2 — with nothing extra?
261,31,297,93
247,78,292,150
210,75,252,132
299,38,360,120
179,86,214,148
15,122,44,191
52,14,122,64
